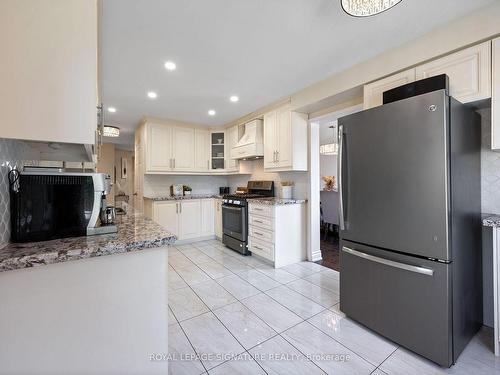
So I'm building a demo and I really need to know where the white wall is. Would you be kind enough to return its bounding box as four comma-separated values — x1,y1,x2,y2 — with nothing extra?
319,154,337,189
115,149,135,203
143,174,229,197
228,160,309,199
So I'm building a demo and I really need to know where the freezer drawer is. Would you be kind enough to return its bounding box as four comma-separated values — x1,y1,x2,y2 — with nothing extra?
340,240,452,367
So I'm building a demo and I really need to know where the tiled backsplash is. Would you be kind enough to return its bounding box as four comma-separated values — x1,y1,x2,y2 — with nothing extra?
143,174,230,197
228,160,309,199
0,139,38,248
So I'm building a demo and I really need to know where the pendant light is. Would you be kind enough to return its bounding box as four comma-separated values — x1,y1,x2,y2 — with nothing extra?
102,125,120,137
341,0,402,17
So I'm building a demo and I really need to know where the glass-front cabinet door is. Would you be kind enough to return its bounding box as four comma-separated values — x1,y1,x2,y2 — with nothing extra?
211,131,225,170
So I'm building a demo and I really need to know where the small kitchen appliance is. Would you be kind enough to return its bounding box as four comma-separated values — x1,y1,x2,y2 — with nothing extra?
9,169,117,242
219,187,230,195
222,181,274,254
170,184,184,197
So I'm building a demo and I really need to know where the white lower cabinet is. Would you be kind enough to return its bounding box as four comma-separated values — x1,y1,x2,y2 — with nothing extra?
248,202,306,268
214,199,223,239
151,199,215,241
153,201,179,237
200,199,215,236
179,200,201,240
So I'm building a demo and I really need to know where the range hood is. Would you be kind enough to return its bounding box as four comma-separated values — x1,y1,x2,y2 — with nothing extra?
230,119,264,160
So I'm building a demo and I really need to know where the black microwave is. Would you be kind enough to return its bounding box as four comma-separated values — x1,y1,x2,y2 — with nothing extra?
9,170,110,243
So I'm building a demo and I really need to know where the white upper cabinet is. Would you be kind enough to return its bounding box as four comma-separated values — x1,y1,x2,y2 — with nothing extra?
147,123,173,172
141,121,243,174
172,127,195,171
263,105,308,171
415,41,491,103
263,111,278,169
0,0,98,145
225,125,240,171
493,38,500,150
364,42,492,110
276,107,293,168
363,69,416,109
194,129,210,171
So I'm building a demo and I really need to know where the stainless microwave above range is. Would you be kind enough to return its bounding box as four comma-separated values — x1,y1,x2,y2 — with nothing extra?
222,181,274,255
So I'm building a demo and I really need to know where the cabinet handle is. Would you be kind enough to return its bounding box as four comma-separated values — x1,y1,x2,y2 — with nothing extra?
179,203,182,213
173,159,176,169
254,245,264,251
175,203,178,214
254,207,263,211
276,151,279,162
207,160,209,169
254,219,263,224
254,231,264,236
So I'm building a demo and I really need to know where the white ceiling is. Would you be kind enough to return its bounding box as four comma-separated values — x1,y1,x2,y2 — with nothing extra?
101,0,494,147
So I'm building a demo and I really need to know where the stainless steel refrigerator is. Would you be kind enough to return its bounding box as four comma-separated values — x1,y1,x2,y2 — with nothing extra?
338,87,482,367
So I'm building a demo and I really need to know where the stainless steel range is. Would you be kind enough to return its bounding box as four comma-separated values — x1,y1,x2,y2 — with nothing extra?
222,181,274,255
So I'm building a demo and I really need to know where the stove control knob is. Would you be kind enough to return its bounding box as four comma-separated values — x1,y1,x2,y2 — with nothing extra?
233,200,241,205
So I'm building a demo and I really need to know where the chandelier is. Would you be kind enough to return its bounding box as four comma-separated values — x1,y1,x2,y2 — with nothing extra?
102,125,120,137
341,0,403,17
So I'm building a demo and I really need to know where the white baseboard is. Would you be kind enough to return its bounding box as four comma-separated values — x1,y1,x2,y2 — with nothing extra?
311,249,323,262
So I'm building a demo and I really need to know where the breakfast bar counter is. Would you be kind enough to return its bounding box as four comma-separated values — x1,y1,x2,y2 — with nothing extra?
0,207,173,374
0,207,176,272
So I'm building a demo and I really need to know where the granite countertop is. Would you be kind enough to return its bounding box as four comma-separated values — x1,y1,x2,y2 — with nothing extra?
145,194,222,201
0,208,176,272
248,197,307,205
483,214,500,227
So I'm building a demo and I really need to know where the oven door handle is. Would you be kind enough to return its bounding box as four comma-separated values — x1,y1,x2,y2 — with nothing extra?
223,205,243,211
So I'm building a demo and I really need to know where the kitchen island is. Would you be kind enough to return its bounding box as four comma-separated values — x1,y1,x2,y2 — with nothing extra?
0,207,175,374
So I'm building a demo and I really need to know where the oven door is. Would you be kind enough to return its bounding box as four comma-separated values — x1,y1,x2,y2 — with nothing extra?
222,204,247,241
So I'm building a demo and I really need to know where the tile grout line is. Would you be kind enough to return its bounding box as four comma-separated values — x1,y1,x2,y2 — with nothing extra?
168,239,342,373
175,259,267,373
370,346,399,374
301,314,388,370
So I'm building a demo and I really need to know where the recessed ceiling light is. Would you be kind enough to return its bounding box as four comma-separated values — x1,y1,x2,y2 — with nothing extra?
107,107,116,113
164,61,176,71
208,110,216,116
147,91,157,99
230,95,239,102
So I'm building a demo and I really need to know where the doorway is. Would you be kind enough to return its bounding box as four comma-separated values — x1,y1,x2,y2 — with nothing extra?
309,104,363,271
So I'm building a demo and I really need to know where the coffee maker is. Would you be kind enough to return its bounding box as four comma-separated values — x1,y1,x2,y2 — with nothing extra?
88,173,118,235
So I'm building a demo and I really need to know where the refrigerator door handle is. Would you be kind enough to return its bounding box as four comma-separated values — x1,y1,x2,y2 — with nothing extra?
338,125,345,230
342,247,434,276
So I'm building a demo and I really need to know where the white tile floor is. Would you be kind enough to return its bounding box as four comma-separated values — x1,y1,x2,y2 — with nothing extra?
168,239,500,375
